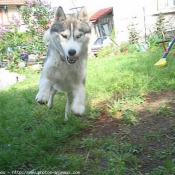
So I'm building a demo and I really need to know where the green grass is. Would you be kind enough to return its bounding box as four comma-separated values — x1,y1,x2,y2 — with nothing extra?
1,47,175,174
87,48,175,99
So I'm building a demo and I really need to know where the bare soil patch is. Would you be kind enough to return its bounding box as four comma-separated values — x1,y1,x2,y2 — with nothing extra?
82,90,175,173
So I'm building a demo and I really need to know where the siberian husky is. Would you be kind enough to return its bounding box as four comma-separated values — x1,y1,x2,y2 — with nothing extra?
35,6,91,120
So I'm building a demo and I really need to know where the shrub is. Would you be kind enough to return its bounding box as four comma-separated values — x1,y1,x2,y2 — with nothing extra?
21,0,55,55
0,0,55,69
127,21,140,45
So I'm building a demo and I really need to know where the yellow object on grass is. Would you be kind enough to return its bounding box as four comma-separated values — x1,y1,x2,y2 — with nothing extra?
154,58,167,67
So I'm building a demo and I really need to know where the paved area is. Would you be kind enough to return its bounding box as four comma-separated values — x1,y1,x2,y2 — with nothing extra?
0,68,25,89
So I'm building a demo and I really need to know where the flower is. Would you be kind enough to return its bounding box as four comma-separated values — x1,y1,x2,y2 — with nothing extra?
26,38,31,43
37,25,44,34
33,0,39,5
33,36,38,40
50,7,56,13
26,0,32,7
42,0,49,6
14,18,20,24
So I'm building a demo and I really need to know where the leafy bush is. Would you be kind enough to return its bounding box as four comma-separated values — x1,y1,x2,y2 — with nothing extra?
119,42,130,52
128,21,140,44
0,0,55,69
154,13,166,39
21,0,55,55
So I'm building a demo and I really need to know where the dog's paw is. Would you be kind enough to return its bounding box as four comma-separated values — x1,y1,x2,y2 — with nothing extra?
71,104,85,116
35,91,50,104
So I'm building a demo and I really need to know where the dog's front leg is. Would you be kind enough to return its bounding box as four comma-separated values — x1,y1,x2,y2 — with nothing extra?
65,92,73,121
35,76,53,104
71,85,85,116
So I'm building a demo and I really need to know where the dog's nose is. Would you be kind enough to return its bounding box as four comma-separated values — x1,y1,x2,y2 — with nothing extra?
68,49,76,56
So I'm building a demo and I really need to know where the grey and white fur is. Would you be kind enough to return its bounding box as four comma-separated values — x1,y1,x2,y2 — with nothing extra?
35,6,91,120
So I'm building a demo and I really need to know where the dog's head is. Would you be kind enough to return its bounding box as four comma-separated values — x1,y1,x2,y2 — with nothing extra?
50,7,91,65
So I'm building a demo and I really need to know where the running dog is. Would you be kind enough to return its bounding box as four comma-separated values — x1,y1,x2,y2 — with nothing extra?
35,6,91,120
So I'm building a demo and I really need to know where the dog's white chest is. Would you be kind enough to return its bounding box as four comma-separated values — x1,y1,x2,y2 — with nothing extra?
47,62,85,92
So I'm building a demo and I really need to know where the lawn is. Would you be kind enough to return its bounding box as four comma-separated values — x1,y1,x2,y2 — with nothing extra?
1,47,175,174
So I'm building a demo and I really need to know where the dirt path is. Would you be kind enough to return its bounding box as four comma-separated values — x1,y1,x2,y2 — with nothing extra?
0,68,25,89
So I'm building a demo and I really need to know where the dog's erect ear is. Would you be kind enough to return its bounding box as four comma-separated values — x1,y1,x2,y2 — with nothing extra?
54,6,66,23
77,7,88,22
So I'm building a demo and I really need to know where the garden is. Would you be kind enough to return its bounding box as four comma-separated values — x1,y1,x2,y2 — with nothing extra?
1,46,175,174
0,0,55,70
1,1,175,175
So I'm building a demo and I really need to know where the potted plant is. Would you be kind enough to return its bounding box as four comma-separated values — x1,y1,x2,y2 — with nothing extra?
119,42,129,53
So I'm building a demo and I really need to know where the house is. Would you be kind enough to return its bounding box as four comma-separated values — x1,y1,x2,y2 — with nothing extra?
89,7,113,38
86,0,175,44
0,0,25,25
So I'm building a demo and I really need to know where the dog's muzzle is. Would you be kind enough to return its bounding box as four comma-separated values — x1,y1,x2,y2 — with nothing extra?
66,49,79,64
67,56,79,64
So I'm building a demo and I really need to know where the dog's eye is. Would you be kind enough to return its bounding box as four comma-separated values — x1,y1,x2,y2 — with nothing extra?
76,34,82,39
61,34,67,39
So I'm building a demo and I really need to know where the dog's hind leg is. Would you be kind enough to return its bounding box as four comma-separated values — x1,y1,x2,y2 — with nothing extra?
65,92,73,121
47,88,57,109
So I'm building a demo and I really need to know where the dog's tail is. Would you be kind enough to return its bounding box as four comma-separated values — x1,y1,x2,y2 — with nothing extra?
43,29,50,44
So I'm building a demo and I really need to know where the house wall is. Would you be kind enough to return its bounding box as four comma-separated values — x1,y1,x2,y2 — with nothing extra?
165,14,175,31
0,5,26,32
113,0,175,44
0,5,21,24
87,0,158,45
88,22,97,54
113,0,157,44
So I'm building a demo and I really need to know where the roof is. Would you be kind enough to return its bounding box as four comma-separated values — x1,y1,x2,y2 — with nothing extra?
0,0,25,5
89,7,113,21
